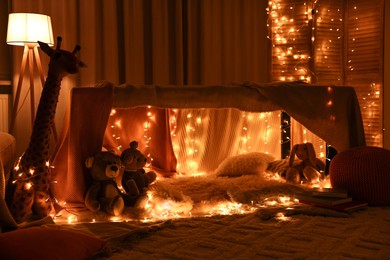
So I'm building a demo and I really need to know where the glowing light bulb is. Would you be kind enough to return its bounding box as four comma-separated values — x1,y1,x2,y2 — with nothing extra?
24,182,33,190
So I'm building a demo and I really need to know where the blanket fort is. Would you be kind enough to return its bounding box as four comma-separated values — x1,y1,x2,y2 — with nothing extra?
51,81,366,208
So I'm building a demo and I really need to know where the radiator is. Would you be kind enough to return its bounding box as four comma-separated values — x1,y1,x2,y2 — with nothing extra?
0,94,9,132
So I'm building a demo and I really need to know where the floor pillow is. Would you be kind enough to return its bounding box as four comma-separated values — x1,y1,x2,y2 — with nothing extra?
0,227,106,260
0,132,16,177
329,146,390,206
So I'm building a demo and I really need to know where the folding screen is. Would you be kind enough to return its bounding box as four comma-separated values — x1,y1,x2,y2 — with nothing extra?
268,0,384,148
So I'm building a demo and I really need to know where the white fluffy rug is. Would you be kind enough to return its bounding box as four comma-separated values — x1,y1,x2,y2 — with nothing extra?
132,171,349,221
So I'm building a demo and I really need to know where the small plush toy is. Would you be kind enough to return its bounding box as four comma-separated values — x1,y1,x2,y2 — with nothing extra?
85,151,124,216
121,141,157,207
285,142,325,184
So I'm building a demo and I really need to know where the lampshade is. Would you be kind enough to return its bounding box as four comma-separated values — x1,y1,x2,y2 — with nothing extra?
6,13,54,47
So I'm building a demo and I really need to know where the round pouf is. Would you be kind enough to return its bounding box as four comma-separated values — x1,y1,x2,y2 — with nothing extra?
329,146,390,206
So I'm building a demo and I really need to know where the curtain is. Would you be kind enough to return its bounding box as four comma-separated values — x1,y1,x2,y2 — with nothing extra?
172,0,279,174
9,0,183,157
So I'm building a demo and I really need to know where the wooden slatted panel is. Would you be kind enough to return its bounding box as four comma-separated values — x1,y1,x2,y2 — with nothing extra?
312,0,344,84
345,0,384,146
269,0,384,149
310,0,346,154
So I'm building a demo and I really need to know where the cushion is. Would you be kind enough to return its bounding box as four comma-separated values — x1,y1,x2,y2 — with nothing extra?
0,227,106,260
329,146,390,206
0,132,16,176
215,152,275,177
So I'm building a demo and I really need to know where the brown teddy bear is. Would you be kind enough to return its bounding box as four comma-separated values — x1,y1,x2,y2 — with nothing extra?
121,141,157,207
84,151,124,216
285,142,325,184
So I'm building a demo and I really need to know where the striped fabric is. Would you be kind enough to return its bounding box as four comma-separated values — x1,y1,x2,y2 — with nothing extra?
267,158,289,178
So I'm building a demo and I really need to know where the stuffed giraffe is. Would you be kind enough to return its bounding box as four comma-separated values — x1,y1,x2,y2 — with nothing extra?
3,37,86,226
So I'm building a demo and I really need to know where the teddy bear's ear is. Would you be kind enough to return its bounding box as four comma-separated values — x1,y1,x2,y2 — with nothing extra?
130,141,138,149
305,142,318,167
85,157,95,168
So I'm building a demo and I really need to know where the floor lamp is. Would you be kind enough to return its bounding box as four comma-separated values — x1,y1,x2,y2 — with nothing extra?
6,13,57,141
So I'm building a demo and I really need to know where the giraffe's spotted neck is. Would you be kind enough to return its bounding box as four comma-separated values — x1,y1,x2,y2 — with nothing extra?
8,37,85,224
21,73,63,168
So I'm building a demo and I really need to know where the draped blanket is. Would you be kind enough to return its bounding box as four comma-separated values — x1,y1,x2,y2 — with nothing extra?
51,81,365,208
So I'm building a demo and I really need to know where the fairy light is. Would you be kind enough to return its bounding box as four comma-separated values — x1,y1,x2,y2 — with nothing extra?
67,216,77,224
239,112,250,153
280,114,290,143
182,111,203,174
267,1,312,83
267,0,379,158
107,107,155,164
362,81,382,144
51,173,334,225
109,216,122,222
261,113,271,149
275,212,291,222
169,109,178,136
108,109,123,152
144,106,153,167
24,182,33,190
346,3,382,146
268,0,315,153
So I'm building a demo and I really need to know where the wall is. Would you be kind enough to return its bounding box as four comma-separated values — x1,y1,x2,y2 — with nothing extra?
0,0,10,82
0,0,11,132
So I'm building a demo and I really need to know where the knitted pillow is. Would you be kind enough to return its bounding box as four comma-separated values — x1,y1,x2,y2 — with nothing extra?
329,146,390,206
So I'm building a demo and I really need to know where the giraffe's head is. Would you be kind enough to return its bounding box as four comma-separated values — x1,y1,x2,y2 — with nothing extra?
38,36,86,78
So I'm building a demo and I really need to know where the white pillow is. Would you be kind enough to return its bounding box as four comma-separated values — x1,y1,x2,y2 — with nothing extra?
215,152,275,177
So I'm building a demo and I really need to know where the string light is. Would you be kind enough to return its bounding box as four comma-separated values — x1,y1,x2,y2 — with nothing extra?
180,110,206,175
347,2,382,146
108,107,154,164
268,0,314,151
239,112,251,153
267,0,312,83
144,106,153,167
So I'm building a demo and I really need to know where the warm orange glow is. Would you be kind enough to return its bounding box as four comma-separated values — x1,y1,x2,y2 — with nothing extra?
67,216,77,224
51,173,337,225
109,216,122,222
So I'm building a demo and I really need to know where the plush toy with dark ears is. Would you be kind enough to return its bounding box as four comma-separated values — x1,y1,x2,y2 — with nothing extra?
285,142,325,184
120,141,157,207
84,151,124,216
